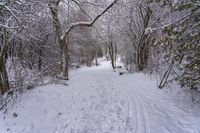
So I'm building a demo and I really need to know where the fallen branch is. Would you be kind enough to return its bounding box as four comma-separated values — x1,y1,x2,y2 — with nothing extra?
159,60,174,89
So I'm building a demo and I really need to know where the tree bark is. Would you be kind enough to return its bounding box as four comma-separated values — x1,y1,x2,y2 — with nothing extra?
0,58,9,95
0,28,9,95
108,41,115,69
62,36,69,80
114,43,117,67
95,49,98,66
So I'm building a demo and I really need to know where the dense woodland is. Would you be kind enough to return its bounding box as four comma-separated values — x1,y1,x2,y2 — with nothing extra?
0,0,200,107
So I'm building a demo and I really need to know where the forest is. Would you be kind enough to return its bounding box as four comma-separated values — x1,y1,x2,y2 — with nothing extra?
0,0,200,132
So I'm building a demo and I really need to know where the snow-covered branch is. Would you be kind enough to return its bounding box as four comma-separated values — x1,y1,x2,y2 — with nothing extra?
62,0,118,39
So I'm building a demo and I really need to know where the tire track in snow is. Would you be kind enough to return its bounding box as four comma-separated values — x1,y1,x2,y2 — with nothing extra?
113,77,140,133
129,81,188,133
133,81,190,131
110,77,137,133
125,87,150,133
125,88,141,133
123,89,137,133
131,90,150,133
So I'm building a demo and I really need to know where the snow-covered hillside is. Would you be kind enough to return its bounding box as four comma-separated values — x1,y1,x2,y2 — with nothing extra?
0,59,200,133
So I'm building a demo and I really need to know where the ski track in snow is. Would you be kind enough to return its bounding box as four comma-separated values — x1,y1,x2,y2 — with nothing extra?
111,73,150,133
0,59,200,133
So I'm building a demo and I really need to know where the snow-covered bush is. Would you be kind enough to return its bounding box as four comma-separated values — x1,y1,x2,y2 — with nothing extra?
161,0,200,91
0,59,44,110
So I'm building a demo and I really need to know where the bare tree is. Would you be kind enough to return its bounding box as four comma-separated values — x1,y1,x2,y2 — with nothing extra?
48,0,118,80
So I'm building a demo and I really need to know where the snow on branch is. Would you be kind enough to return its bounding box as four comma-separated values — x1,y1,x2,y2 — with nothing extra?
70,0,91,19
61,0,118,40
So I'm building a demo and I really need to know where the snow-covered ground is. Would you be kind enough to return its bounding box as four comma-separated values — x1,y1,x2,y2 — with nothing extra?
0,58,200,133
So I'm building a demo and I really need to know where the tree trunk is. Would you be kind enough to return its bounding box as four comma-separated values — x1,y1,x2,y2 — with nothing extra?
137,34,150,71
0,28,9,95
38,47,43,71
114,43,117,67
137,5,152,71
0,58,9,95
95,49,98,66
105,45,109,60
61,36,69,80
137,42,144,71
108,41,115,69
49,1,69,80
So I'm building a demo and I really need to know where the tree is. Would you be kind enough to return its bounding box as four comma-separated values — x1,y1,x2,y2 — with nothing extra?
0,0,24,94
162,0,200,90
0,0,52,95
48,0,118,80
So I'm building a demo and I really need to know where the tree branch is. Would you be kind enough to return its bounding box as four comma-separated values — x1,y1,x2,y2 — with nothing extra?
61,0,118,40
70,0,91,19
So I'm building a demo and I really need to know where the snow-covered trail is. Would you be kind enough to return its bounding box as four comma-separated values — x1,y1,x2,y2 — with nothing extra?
0,59,200,133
